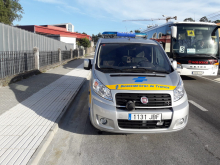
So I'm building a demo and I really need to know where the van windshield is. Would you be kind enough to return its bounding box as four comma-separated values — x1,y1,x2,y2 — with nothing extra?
96,43,173,73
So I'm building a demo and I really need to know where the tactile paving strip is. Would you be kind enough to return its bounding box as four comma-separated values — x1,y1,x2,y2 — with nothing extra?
0,64,90,165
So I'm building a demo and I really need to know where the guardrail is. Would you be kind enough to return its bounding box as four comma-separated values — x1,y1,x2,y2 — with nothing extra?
62,51,71,61
0,47,95,80
0,51,35,79
0,47,96,80
39,51,59,68
79,48,84,57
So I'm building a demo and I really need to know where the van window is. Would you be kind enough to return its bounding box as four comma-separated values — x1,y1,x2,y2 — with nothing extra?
97,43,172,73
154,47,170,71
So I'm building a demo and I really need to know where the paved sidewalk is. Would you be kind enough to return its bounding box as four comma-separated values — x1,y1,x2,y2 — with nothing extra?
0,55,92,165
0,58,86,116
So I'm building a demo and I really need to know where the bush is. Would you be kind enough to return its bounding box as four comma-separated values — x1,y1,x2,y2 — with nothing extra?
79,37,90,48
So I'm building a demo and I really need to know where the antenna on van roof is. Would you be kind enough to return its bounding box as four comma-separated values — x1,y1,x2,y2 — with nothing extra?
123,15,177,23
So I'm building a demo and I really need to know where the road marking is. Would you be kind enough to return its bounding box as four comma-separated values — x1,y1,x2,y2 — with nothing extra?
214,78,220,82
200,76,220,84
189,100,208,111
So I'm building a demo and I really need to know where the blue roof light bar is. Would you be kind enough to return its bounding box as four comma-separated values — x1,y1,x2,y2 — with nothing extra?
117,32,136,38
102,31,146,38
102,32,117,35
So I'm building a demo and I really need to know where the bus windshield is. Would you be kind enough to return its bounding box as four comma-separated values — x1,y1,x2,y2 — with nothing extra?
172,24,219,58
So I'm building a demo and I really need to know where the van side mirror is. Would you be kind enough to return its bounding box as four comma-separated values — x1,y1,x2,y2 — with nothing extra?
172,60,177,70
84,59,92,70
171,26,177,39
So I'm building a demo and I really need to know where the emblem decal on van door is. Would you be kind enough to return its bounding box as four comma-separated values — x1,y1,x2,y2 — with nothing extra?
132,77,148,82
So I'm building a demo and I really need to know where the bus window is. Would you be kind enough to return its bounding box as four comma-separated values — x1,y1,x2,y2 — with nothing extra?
158,33,162,39
165,29,171,57
153,33,157,39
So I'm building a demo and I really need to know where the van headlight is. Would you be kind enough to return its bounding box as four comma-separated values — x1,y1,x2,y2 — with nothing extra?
93,79,113,101
173,79,184,102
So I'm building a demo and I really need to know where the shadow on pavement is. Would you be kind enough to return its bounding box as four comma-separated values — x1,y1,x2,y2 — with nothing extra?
181,76,196,80
0,58,86,123
57,79,130,136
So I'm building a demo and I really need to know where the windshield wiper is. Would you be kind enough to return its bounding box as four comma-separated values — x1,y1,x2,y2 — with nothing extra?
136,67,170,74
99,67,170,74
121,68,154,73
99,67,123,72
154,70,170,74
181,54,217,59
197,54,217,59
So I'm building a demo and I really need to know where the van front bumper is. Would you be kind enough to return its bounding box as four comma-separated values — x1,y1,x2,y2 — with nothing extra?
90,97,189,133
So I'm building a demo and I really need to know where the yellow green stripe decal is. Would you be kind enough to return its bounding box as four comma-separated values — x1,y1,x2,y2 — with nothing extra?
106,84,176,90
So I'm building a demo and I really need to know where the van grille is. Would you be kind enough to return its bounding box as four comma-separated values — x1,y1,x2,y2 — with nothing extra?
116,93,172,107
118,120,172,129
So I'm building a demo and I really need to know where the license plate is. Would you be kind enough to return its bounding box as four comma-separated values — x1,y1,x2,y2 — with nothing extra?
192,71,204,75
128,114,161,121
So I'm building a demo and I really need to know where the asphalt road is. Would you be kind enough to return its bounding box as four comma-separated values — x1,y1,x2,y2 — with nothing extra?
38,60,220,165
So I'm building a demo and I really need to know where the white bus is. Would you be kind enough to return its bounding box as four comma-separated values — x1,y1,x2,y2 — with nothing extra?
142,22,219,76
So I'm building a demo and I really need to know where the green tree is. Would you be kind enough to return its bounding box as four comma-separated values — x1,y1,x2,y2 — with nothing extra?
135,30,141,33
0,0,24,25
82,32,87,35
213,20,220,23
199,16,211,22
79,37,90,48
92,32,102,43
183,17,194,22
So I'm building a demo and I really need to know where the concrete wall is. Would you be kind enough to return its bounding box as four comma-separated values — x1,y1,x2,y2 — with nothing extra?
60,37,76,49
90,41,94,47
0,23,73,51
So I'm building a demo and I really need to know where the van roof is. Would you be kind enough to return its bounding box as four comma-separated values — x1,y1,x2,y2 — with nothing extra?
99,38,157,45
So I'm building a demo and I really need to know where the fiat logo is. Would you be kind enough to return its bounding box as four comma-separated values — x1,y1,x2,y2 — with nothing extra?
141,96,148,104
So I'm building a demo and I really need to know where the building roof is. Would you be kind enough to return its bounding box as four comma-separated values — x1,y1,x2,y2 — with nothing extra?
35,25,90,39
49,23,72,26
16,24,91,40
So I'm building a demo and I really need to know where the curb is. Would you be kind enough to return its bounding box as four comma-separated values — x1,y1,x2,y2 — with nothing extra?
27,72,91,165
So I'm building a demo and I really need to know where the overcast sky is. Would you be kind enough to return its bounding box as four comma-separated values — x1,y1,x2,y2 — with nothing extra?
14,0,220,36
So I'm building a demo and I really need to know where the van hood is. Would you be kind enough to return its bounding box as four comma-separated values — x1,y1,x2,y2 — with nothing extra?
94,70,179,91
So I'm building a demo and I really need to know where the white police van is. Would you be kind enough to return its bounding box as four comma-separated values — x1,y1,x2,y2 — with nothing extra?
84,32,189,133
